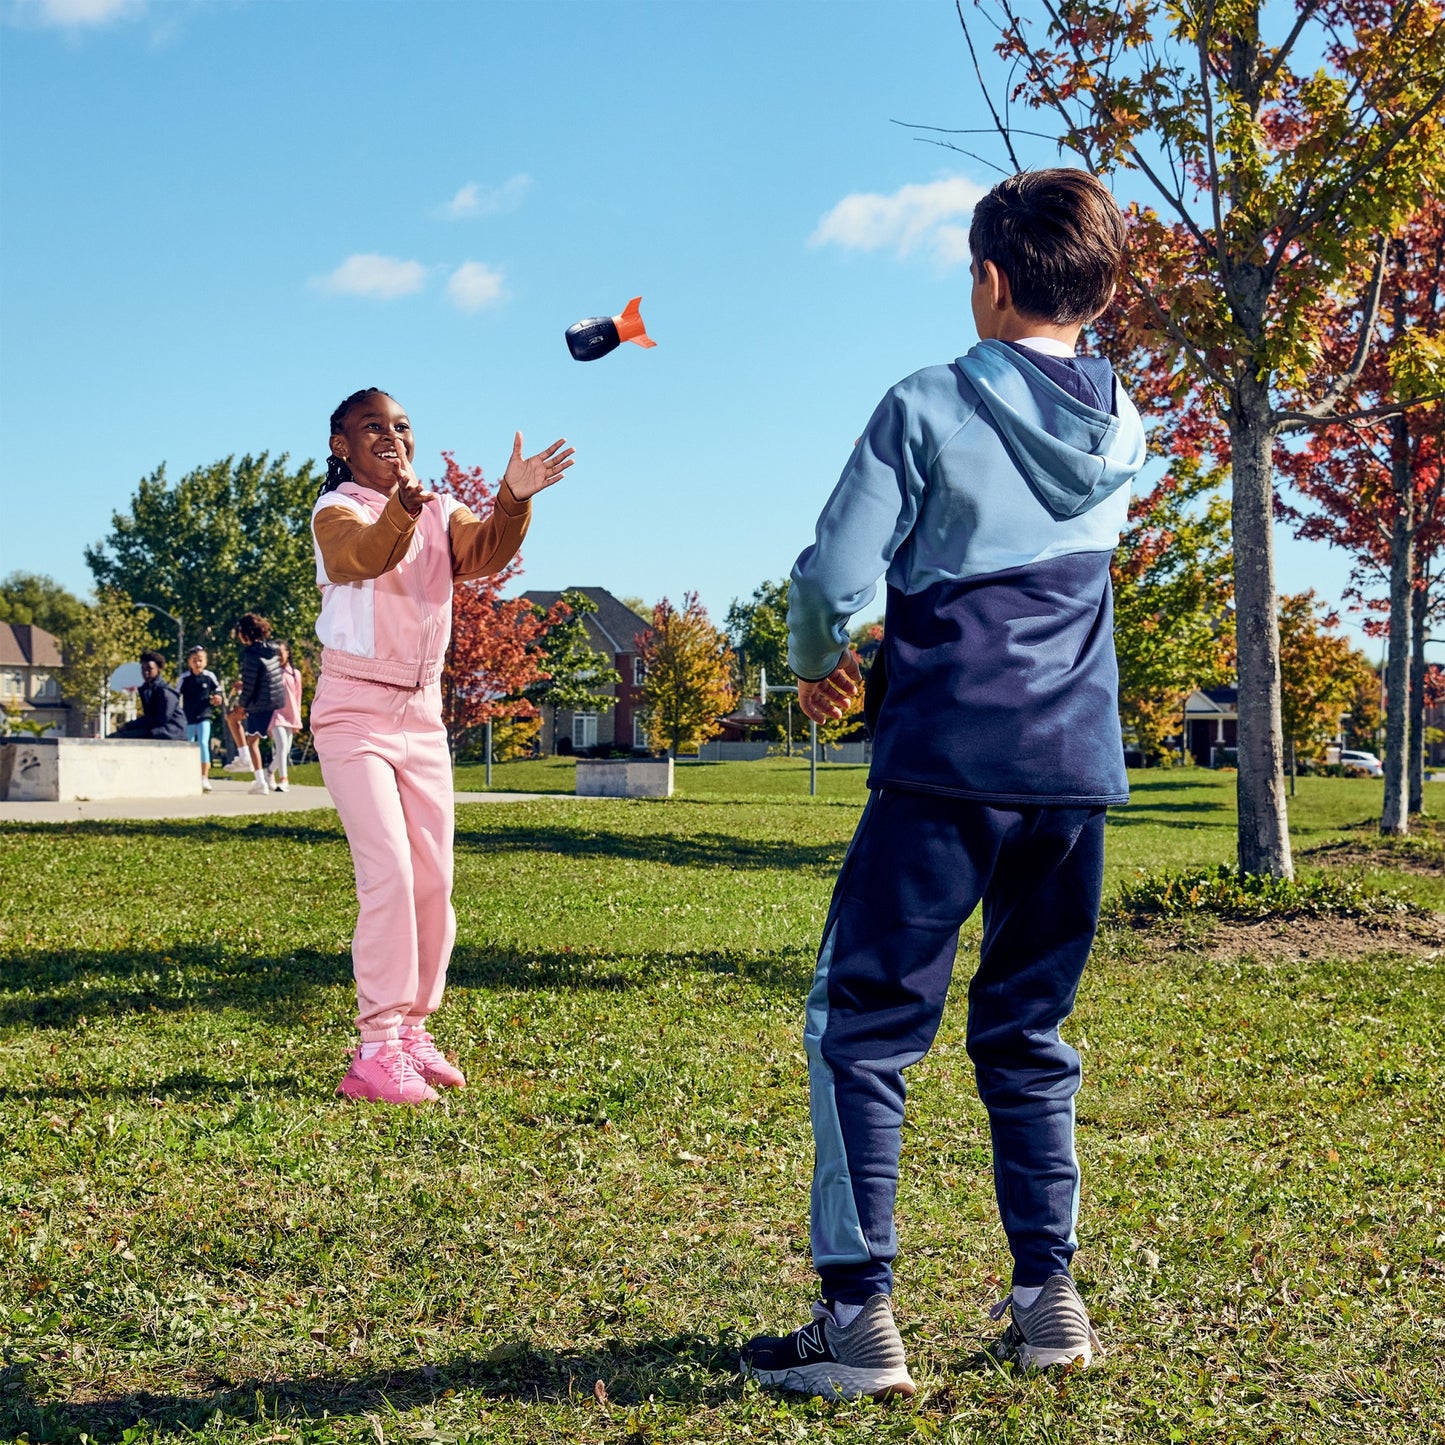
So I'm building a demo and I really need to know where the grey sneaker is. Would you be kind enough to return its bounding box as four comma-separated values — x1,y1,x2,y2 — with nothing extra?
740,1294,917,1401
991,1275,1101,1369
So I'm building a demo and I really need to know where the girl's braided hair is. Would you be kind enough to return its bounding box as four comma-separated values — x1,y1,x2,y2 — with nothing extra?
322,387,393,494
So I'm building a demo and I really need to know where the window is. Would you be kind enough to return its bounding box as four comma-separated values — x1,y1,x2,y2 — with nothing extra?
574,713,598,749
633,657,646,686
2,672,21,698
633,714,649,748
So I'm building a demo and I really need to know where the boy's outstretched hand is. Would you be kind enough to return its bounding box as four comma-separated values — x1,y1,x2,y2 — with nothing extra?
798,650,862,723
502,432,576,502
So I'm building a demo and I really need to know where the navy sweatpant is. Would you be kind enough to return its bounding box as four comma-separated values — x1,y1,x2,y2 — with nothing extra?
804,788,1106,1302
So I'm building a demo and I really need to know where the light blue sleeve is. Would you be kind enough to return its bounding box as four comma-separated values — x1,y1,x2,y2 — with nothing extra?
787,386,928,680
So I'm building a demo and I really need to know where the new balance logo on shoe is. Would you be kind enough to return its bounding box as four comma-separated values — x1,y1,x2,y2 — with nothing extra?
794,1323,827,1360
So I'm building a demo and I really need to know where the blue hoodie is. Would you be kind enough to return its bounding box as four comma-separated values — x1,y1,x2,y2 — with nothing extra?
788,339,1146,806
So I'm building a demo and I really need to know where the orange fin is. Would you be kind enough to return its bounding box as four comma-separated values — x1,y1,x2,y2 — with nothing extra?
615,295,656,349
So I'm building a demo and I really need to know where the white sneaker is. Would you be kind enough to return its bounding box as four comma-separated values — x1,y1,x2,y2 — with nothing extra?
226,756,254,774
274,780,289,792
264,770,275,790
247,779,270,795
201,780,213,792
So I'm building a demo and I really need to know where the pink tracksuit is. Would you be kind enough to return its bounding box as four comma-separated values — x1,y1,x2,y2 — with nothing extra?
310,480,529,1042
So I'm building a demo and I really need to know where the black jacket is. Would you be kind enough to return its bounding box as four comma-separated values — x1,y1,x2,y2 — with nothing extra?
238,641,287,712
111,679,187,741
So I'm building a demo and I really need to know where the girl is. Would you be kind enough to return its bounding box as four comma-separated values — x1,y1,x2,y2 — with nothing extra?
228,613,287,795
312,387,573,1104
178,646,223,792
267,641,304,792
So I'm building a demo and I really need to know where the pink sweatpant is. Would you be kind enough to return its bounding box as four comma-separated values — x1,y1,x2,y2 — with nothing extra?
311,673,456,1042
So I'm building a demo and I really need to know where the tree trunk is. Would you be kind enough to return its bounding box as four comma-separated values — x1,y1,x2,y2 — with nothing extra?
1410,581,1428,815
1381,419,1413,835
1230,386,1294,877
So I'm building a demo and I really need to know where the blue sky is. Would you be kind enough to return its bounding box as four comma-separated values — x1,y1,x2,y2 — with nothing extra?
0,0,1383,656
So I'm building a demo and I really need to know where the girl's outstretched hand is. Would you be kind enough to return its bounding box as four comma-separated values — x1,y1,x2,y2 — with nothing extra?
502,433,575,501
389,452,431,516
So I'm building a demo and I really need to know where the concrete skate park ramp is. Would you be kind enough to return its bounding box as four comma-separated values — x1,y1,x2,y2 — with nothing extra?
0,737,197,802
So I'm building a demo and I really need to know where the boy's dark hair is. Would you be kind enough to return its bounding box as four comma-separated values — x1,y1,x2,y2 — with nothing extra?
968,169,1125,325
186,644,207,658
323,387,393,494
235,613,272,643
139,650,166,672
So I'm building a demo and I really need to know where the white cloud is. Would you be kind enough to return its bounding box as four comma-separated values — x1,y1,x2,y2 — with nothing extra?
314,254,428,300
9,0,143,26
810,177,988,269
438,175,532,219
447,261,506,313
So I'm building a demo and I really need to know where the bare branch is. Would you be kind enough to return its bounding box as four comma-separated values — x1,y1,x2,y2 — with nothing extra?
1277,392,1445,433
956,0,1022,171
909,136,1015,178
1258,0,1331,91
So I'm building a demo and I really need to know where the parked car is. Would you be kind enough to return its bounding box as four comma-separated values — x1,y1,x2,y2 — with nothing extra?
1340,749,1384,778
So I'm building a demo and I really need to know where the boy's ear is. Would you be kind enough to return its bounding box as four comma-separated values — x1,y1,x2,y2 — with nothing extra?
982,259,1013,314
329,434,347,461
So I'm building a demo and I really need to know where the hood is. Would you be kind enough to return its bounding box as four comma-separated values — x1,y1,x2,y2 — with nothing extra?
956,339,1146,519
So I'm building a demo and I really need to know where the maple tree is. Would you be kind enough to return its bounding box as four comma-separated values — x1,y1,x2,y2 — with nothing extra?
1111,462,1235,761
638,593,738,756
950,0,1445,875
1277,591,1376,793
431,453,554,757
1276,198,1445,827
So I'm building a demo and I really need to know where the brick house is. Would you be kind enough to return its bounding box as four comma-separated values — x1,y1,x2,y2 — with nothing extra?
520,587,651,754
0,623,73,737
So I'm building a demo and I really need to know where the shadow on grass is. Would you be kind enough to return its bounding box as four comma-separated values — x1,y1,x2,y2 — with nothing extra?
0,817,346,846
0,1070,300,1104
1,1337,748,1441
454,821,847,872
0,942,813,1030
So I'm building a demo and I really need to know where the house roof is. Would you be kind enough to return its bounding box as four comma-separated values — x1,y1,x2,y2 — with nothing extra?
0,623,64,668
521,587,650,654
1184,687,1239,714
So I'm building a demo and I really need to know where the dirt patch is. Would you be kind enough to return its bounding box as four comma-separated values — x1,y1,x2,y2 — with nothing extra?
1302,837,1445,876
1124,911,1445,961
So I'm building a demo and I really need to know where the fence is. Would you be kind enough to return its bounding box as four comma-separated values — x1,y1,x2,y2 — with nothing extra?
693,740,872,764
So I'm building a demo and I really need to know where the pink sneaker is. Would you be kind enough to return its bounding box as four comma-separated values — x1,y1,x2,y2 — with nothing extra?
336,1040,439,1104
402,1027,467,1089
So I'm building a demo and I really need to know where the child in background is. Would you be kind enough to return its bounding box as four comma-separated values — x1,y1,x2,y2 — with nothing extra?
312,387,573,1104
267,641,303,793
227,614,287,796
178,646,223,792
740,169,1147,1398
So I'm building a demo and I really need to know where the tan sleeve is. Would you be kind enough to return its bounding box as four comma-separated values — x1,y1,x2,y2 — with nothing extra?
313,492,418,583
450,484,532,581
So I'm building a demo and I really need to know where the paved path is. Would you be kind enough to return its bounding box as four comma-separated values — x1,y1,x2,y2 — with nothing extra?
0,776,562,824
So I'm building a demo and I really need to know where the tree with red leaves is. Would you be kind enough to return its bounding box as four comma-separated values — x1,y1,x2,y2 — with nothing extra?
430,452,558,757
950,0,1445,874
1277,199,1445,824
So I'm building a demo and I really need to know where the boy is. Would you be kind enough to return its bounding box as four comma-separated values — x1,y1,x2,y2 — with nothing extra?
739,169,1146,1399
110,651,187,742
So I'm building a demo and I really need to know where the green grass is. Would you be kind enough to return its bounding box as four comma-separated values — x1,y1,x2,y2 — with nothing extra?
1,765,1442,1443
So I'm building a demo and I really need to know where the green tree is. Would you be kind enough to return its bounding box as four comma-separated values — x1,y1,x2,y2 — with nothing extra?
640,593,737,756
953,1,1445,876
0,572,88,641
1112,464,1235,762
726,578,796,743
85,454,322,681
1278,592,1376,794
60,589,157,736
527,590,622,754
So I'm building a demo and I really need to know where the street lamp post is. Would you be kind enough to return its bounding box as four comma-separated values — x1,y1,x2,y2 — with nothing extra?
134,601,183,677
761,666,816,797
